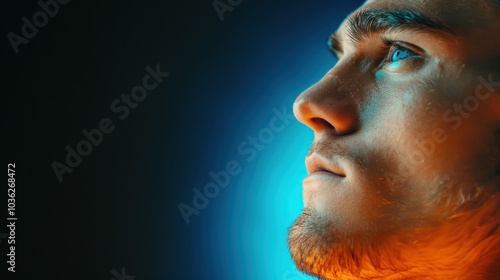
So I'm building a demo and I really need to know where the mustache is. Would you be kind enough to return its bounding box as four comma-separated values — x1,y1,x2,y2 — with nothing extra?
307,140,351,159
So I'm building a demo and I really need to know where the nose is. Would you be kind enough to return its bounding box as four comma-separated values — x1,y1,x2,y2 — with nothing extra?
293,72,359,135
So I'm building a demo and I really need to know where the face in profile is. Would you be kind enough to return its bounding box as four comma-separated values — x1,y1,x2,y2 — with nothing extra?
287,0,500,279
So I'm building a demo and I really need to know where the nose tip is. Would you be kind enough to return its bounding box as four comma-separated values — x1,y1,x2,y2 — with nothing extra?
293,75,358,135
293,98,334,130
292,98,309,124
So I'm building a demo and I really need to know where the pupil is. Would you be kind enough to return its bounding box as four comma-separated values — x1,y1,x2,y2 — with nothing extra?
392,49,407,61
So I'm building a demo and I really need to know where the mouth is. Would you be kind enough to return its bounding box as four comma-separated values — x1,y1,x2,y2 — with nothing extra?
302,153,346,207
302,154,347,207
305,154,346,178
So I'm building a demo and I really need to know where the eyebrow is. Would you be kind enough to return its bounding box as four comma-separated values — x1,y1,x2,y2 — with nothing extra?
328,9,453,55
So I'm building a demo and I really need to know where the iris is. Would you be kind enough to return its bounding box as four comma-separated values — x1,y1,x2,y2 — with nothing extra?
391,47,416,62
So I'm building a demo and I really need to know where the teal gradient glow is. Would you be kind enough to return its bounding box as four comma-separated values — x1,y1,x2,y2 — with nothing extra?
185,2,365,279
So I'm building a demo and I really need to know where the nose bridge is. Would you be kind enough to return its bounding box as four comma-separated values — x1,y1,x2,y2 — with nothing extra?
293,70,359,135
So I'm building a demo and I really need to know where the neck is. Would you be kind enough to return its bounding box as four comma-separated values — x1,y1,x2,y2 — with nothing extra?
389,195,500,279
325,195,500,280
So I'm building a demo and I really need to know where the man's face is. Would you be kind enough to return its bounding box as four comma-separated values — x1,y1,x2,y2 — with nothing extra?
288,0,500,279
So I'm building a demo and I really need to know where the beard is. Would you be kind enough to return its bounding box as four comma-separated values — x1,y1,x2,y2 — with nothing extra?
287,208,403,279
287,181,500,280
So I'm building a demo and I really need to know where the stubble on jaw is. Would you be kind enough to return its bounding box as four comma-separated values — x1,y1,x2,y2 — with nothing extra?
287,179,500,279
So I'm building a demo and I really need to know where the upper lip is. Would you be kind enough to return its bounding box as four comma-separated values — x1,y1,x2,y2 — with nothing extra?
305,153,346,177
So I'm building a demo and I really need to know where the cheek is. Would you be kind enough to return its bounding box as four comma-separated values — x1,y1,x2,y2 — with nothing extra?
398,84,496,183
343,90,452,223
361,84,446,174
361,77,497,197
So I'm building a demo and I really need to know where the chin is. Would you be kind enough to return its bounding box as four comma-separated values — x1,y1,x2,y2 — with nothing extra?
287,208,402,279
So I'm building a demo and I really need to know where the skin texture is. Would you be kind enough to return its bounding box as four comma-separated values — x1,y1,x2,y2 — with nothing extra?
287,0,500,279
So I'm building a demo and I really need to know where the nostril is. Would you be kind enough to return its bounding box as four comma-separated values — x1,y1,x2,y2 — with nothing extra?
311,117,335,130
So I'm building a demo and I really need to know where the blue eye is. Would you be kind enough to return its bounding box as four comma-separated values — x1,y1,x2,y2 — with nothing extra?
391,47,417,62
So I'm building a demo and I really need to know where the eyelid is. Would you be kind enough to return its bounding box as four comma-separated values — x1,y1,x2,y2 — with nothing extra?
382,38,425,57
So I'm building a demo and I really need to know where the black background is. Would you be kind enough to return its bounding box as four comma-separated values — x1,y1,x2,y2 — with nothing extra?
2,1,362,279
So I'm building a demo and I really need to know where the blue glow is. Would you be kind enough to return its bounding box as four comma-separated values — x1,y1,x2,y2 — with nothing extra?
186,2,366,279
